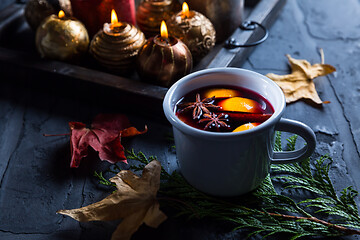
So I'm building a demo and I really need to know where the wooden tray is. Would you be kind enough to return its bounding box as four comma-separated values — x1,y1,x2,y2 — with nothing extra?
0,0,285,112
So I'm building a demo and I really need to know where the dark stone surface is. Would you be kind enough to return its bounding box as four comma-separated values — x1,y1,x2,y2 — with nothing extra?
241,0,360,197
0,0,14,11
1,0,360,239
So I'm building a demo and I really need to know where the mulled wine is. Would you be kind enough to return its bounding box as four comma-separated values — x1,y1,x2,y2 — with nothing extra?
175,85,274,132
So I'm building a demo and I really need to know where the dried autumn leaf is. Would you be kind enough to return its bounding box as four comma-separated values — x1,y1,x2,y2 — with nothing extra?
57,160,167,240
266,52,336,106
69,114,147,168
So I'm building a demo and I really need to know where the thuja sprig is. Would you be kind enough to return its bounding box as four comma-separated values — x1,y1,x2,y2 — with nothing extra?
93,133,360,239
93,171,116,188
271,136,360,234
126,149,170,178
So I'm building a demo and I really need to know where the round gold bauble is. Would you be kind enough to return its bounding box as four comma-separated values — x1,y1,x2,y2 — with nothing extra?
136,0,181,38
25,0,55,30
136,36,193,87
25,0,73,30
167,11,216,63
35,15,89,61
89,24,146,73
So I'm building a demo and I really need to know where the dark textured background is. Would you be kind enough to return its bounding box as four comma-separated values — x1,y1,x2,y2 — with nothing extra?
0,0,360,239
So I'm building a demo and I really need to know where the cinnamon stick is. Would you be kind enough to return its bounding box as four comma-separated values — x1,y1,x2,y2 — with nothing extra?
224,112,272,122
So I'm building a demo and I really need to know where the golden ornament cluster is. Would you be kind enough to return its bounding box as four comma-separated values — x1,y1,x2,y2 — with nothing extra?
27,0,219,87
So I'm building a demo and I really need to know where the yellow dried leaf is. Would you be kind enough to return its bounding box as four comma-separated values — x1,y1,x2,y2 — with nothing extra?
266,53,336,106
57,160,167,240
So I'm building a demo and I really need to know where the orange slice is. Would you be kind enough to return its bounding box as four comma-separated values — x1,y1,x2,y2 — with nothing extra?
203,88,240,98
233,122,261,132
218,97,263,113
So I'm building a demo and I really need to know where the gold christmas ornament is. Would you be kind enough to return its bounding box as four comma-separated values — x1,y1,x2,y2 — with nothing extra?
35,11,89,61
25,0,73,30
136,0,181,38
136,21,192,87
89,9,146,73
167,2,215,62
25,0,55,30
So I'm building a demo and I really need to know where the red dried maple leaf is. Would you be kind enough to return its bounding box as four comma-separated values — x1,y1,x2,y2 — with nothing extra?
69,114,147,168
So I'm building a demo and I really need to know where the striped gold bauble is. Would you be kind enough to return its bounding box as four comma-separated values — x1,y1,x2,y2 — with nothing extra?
89,23,146,74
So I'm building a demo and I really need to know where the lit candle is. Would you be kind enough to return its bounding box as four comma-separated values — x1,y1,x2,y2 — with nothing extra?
89,9,146,73
182,2,190,18
104,9,126,34
160,21,168,39
58,10,65,18
70,0,136,36
167,2,216,62
136,20,193,87
35,10,89,61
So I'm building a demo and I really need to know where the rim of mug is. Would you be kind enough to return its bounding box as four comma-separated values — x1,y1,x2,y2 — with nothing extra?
163,67,286,140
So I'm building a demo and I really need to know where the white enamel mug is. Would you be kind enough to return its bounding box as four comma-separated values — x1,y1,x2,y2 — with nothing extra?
163,68,316,196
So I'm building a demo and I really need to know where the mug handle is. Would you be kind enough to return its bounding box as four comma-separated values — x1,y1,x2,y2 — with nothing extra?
271,118,316,164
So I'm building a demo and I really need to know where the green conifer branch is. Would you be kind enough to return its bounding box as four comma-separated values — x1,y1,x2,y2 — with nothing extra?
93,133,360,239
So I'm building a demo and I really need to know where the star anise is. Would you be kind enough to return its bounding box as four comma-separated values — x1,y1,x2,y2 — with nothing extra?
199,113,229,130
177,93,221,119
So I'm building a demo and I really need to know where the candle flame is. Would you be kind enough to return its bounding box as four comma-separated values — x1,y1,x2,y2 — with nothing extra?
111,9,118,25
160,20,168,39
58,10,65,18
182,2,190,18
